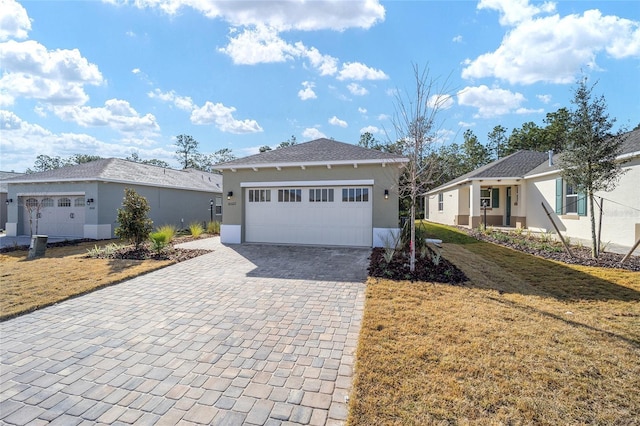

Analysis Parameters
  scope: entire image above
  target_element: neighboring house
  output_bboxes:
[1,171,24,231]
[425,128,640,248]
[4,158,223,239]
[214,138,408,247]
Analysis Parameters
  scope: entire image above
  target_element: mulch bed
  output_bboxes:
[98,245,211,262]
[468,229,640,272]
[369,247,468,284]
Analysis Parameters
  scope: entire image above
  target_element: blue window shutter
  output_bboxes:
[555,178,563,214]
[577,192,587,216]
[491,188,499,208]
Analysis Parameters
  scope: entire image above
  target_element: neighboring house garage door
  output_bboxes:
[21,196,85,237]
[245,186,373,247]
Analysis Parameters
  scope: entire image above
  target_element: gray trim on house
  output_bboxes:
[4,158,222,192]
[215,138,408,170]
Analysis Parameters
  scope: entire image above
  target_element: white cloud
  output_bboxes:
[537,94,552,104]
[51,99,160,133]
[1,110,172,171]
[337,62,388,81]
[457,85,526,118]
[148,89,194,110]
[477,0,556,26]
[452,35,463,43]
[358,107,367,114]
[302,127,326,139]
[191,101,263,134]
[360,125,381,134]
[111,0,385,31]
[458,121,476,128]
[0,0,31,41]
[463,7,640,85]
[427,94,454,110]
[515,107,544,114]
[298,81,317,100]
[328,116,347,128]
[0,39,103,106]
[347,83,368,96]
[377,113,390,121]
[132,68,141,74]
[302,45,338,76]
[219,25,301,65]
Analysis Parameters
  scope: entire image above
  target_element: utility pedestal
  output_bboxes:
[27,235,48,260]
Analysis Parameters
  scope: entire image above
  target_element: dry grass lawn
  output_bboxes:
[0,241,171,320]
[349,223,640,425]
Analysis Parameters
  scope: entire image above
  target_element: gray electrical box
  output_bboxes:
[27,235,48,260]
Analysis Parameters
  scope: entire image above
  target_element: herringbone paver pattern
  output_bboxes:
[0,238,368,425]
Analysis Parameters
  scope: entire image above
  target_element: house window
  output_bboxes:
[565,185,578,214]
[58,198,71,207]
[215,196,222,215]
[480,188,499,208]
[309,188,334,202]
[41,198,54,208]
[74,197,85,207]
[438,193,444,211]
[278,189,302,202]
[248,189,271,202]
[342,188,369,202]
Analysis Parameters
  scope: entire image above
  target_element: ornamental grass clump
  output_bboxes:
[156,224,177,242]
[189,222,204,238]
[207,220,221,234]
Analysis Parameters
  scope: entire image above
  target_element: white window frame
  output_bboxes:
[565,184,578,214]
[341,188,369,203]
[438,193,444,211]
[309,188,334,203]
[480,189,491,208]
[278,189,302,202]
[248,189,271,203]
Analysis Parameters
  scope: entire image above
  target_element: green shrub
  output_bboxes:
[86,243,122,258]
[149,231,169,255]
[400,221,430,253]
[189,222,204,238]
[115,188,153,249]
[206,221,221,234]
[156,224,176,242]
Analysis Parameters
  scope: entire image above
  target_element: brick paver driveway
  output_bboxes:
[0,238,369,425]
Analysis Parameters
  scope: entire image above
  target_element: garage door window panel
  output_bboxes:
[278,189,302,202]
[342,188,369,202]
[74,198,85,207]
[249,189,271,202]
[309,188,334,202]
[42,198,54,208]
[58,198,71,207]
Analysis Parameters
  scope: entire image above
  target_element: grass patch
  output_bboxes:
[0,240,173,321]
[350,222,640,425]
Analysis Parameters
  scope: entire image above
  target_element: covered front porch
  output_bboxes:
[454,180,526,229]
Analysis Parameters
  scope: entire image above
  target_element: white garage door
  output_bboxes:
[245,186,373,247]
[21,196,85,237]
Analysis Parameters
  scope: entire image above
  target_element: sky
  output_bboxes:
[1,0,639,172]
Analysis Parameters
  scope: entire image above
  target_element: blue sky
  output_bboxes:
[1,0,639,172]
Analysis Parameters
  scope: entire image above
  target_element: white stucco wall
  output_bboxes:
[526,156,640,248]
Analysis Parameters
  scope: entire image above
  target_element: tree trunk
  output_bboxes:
[410,197,416,272]
[589,192,598,258]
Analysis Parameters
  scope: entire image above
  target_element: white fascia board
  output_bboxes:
[215,158,408,171]
[424,178,471,195]
[9,178,222,193]
[524,169,560,180]
[17,191,85,196]
[241,179,375,188]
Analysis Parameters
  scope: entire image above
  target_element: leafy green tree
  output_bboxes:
[277,135,297,149]
[259,145,272,152]
[558,78,628,258]
[462,129,490,170]
[487,125,508,160]
[174,134,200,169]
[211,148,236,164]
[506,122,546,155]
[115,188,153,249]
[126,152,170,168]
[68,154,102,164]
[26,155,65,173]
[542,107,571,154]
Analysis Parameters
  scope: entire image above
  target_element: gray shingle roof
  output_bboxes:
[0,171,24,192]
[526,127,640,177]
[3,158,222,192]
[427,150,549,193]
[215,138,407,169]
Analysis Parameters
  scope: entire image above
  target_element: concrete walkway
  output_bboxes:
[0,238,370,425]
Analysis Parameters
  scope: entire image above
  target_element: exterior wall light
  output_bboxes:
[5,198,13,205]
[86,198,94,204]
[227,191,233,200]
[384,189,389,200]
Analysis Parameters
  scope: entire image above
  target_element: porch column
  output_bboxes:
[469,184,481,229]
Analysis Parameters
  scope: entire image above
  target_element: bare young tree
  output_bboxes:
[391,64,452,272]
[23,198,43,236]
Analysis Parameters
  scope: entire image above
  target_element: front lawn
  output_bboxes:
[349,223,640,424]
